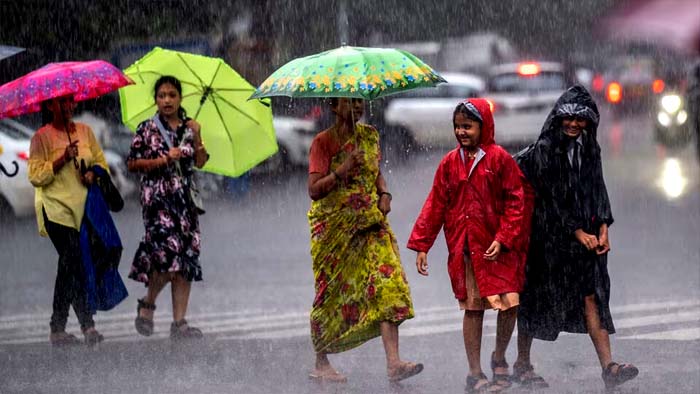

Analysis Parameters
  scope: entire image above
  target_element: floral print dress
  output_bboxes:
[308,123,414,354]
[128,116,202,285]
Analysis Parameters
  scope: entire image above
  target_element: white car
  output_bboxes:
[383,72,485,148]
[0,118,135,220]
[0,119,33,218]
[254,116,317,173]
[485,62,569,146]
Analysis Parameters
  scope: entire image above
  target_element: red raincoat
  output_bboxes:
[407,98,532,300]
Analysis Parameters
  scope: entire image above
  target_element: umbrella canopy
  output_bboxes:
[600,0,700,55]
[0,60,133,119]
[250,45,446,100]
[119,47,277,178]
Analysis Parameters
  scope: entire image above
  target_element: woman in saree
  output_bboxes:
[306,97,422,383]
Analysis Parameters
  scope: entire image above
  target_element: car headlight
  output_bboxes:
[677,110,688,125]
[657,112,671,127]
[660,94,682,114]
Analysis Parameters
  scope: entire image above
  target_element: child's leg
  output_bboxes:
[584,294,612,369]
[494,306,517,361]
[463,309,485,376]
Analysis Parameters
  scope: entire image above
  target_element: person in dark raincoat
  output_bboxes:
[513,86,638,390]
[408,99,530,392]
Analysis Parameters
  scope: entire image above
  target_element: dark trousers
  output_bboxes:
[43,209,94,333]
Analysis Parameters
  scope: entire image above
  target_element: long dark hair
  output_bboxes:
[154,75,187,120]
[40,101,53,125]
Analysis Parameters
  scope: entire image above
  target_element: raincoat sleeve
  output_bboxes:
[407,157,449,253]
[28,132,55,187]
[594,148,614,227]
[87,126,108,172]
[494,153,525,250]
[526,141,585,235]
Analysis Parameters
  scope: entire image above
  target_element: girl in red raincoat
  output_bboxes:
[407,99,531,393]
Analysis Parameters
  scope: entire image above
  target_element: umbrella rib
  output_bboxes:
[176,53,207,87]
[127,70,201,91]
[194,61,224,119]
[131,105,158,124]
[210,98,236,173]
[213,94,261,125]
[212,88,254,93]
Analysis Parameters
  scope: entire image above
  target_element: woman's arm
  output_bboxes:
[308,171,340,201]
[375,170,392,214]
[307,144,363,201]
[186,119,209,168]
[28,132,61,187]
[127,156,170,173]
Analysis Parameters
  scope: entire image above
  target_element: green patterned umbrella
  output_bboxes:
[250,46,446,100]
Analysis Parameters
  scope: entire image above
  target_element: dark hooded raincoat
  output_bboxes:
[515,86,616,341]
[407,98,530,300]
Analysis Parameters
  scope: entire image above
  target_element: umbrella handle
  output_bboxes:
[62,119,79,169]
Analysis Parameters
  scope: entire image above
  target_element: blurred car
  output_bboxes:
[0,119,33,218]
[383,72,485,149]
[485,61,569,147]
[600,56,659,112]
[0,118,135,220]
[253,116,317,174]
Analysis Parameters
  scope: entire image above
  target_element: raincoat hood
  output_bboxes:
[459,98,495,147]
[539,85,600,145]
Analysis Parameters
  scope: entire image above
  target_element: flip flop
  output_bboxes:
[602,362,639,389]
[388,361,424,382]
[309,370,348,383]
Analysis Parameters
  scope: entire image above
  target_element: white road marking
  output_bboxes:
[0,299,697,345]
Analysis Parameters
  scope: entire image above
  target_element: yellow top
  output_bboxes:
[28,122,108,236]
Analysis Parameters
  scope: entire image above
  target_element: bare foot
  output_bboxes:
[309,364,347,383]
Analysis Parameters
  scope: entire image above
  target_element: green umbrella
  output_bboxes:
[119,47,277,178]
[250,45,446,100]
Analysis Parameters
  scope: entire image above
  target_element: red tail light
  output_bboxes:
[485,99,496,113]
[652,79,665,94]
[606,82,622,104]
[17,151,29,161]
[592,74,605,92]
[517,63,540,76]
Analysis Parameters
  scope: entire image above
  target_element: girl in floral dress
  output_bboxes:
[306,97,422,383]
[127,76,209,340]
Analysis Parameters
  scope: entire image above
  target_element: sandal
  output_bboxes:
[512,361,549,389]
[49,332,82,347]
[170,319,203,341]
[465,373,491,393]
[388,361,424,382]
[82,327,104,347]
[602,362,638,389]
[134,298,155,337]
[490,352,512,390]
[309,369,348,383]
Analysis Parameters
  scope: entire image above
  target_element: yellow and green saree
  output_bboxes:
[308,124,414,354]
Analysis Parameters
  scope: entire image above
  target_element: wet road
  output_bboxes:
[0,109,698,393]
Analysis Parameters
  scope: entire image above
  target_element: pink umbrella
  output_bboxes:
[601,0,700,55]
[0,60,133,119]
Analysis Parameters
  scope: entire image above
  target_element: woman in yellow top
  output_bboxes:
[28,95,108,346]
[306,97,422,383]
